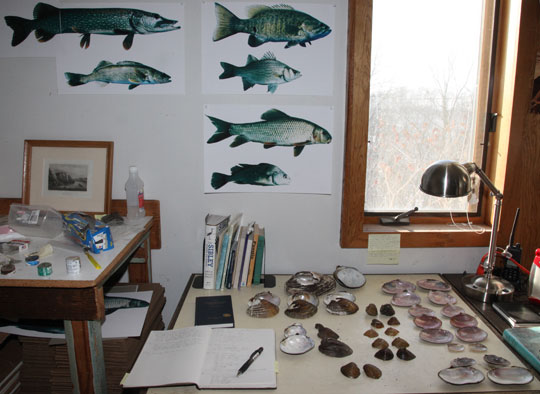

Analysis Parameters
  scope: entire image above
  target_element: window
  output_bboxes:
[366,0,492,214]
[340,0,506,248]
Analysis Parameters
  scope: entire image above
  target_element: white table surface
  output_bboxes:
[148,273,540,394]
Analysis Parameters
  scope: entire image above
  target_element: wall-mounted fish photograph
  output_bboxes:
[204,104,334,194]
[201,1,335,95]
[0,291,152,339]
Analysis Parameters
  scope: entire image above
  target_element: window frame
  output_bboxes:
[340,0,508,248]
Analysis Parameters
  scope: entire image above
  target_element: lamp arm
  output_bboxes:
[464,163,503,199]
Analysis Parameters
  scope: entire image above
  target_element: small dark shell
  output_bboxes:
[318,338,353,358]
[340,362,361,379]
[374,347,394,361]
[363,364,382,379]
[284,299,318,319]
[371,318,384,329]
[385,327,399,336]
[387,316,400,326]
[392,337,410,348]
[380,303,395,316]
[397,348,416,361]
[365,303,378,316]
[364,329,379,338]
[315,323,339,340]
[372,338,389,349]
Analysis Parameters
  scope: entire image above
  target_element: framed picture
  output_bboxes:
[22,140,114,214]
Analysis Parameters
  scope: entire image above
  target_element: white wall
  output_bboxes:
[0,0,486,326]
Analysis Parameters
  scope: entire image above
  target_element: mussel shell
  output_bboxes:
[484,354,511,367]
[387,316,400,326]
[371,318,384,329]
[287,291,319,307]
[364,329,378,338]
[323,291,356,305]
[413,314,442,329]
[326,298,359,315]
[391,337,409,348]
[438,367,484,385]
[450,313,478,328]
[279,334,315,355]
[283,323,307,337]
[340,362,361,379]
[408,304,436,317]
[381,279,416,294]
[374,347,394,361]
[419,328,454,344]
[470,343,488,353]
[318,338,353,357]
[248,291,280,307]
[363,364,382,379]
[372,338,389,349]
[450,357,476,368]
[385,327,399,336]
[284,299,318,319]
[456,326,488,343]
[246,298,279,318]
[448,342,465,352]
[396,348,416,361]
[416,278,451,291]
[487,367,533,385]
[391,290,421,307]
[285,272,336,296]
[365,303,378,316]
[379,303,395,316]
[315,323,339,340]
[428,290,457,305]
[441,304,465,318]
[333,265,366,289]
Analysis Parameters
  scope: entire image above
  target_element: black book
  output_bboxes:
[195,295,234,328]
[493,302,540,327]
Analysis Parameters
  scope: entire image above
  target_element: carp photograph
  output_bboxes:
[202,1,335,95]
[1,0,185,94]
[204,104,334,194]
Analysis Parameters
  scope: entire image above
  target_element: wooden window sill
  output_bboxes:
[342,224,491,248]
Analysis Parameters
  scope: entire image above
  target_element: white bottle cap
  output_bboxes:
[129,166,138,173]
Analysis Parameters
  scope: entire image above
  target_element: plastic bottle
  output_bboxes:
[125,166,145,222]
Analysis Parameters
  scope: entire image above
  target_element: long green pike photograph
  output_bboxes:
[206,108,332,157]
[4,2,181,50]
[213,2,331,48]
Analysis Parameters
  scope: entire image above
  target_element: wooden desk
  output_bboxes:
[0,217,154,394]
[150,274,540,394]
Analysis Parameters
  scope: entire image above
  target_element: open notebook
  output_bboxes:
[122,326,276,389]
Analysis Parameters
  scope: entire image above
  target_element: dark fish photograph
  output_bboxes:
[65,60,172,90]
[202,2,335,96]
[219,52,301,93]
[204,104,334,194]
[4,2,180,50]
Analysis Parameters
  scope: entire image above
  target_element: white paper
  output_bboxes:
[367,234,400,265]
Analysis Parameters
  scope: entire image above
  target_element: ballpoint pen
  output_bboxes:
[236,347,263,377]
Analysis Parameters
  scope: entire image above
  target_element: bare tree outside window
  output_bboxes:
[365,0,487,213]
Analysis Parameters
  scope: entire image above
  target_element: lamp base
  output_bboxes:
[462,274,514,303]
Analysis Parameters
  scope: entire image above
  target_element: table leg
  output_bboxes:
[64,320,107,394]
[127,235,153,283]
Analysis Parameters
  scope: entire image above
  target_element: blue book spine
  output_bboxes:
[215,233,230,290]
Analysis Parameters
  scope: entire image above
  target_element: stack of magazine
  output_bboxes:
[203,214,266,290]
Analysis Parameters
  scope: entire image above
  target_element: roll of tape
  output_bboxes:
[65,256,81,274]
[37,262,53,276]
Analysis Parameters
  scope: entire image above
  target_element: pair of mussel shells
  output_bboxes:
[285,271,336,296]
[340,363,383,380]
[285,291,318,319]
[246,291,280,318]
[279,323,315,355]
[324,291,358,315]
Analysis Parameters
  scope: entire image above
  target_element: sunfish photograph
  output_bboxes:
[48,163,88,192]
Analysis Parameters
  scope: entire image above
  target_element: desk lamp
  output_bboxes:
[420,160,514,303]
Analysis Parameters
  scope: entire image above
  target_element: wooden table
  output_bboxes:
[0,217,153,394]
[149,273,540,394]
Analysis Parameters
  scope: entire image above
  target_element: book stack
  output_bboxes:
[0,335,22,394]
[203,214,266,290]
[18,283,165,394]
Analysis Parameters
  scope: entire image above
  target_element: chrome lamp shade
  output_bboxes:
[419,160,514,303]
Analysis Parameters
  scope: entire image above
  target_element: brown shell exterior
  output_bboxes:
[397,348,416,361]
[363,364,382,379]
[318,338,353,358]
[374,347,394,361]
[387,316,400,326]
[340,362,361,379]
[380,303,395,316]
[364,329,379,338]
[365,303,378,316]
[315,323,339,340]
[372,338,389,349]
[246,299,279,318]
[284,299,317,319]
[392,337,410,348]
[385,327,399,336]
[285,272,336,296]
[371,319,384,329]
[326,298,359,315]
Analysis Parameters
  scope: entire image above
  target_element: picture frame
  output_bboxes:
[22,140,114,214]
